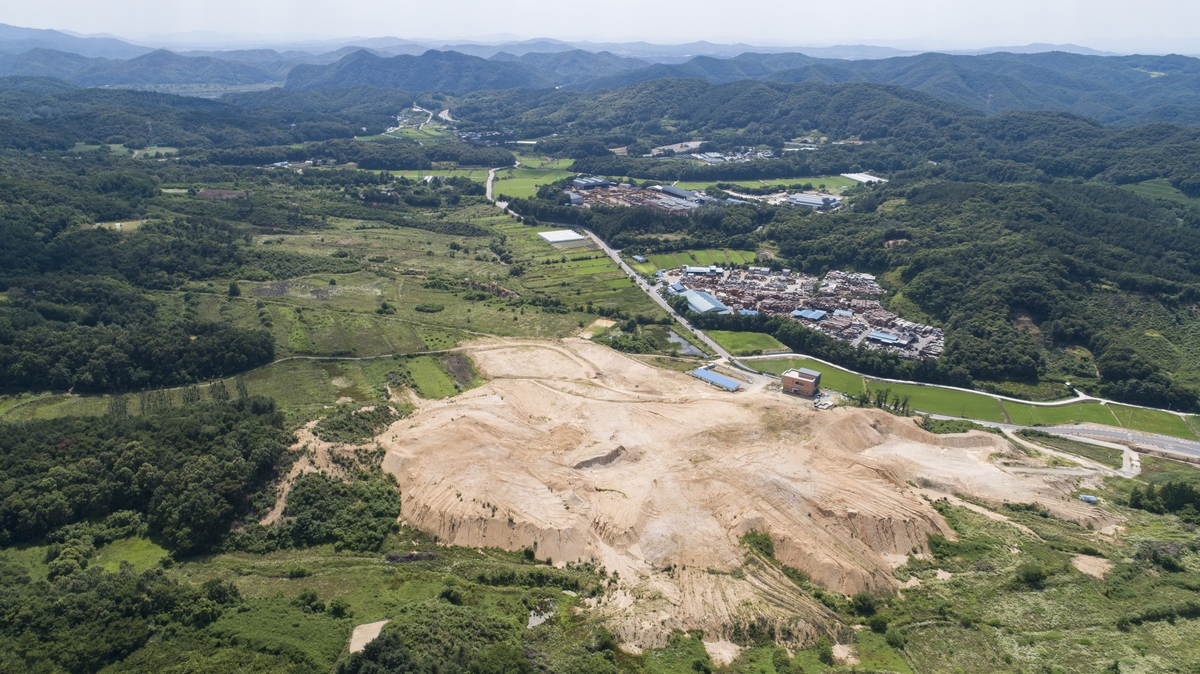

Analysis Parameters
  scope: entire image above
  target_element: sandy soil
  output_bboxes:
[833,643,860,665]
[704,640,743,666]
[349,620,390,653]
[374,339,1113,649]
[1071,554,1115,579]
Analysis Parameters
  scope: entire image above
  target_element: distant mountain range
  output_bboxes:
[3,22,1200,126]
[280,48,1200,126]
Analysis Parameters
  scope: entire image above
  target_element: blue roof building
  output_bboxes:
[737,309,759,316]
[794,309,826,321]
[680,289,729,314]
[691,368,742,391]
[868,330,900,344]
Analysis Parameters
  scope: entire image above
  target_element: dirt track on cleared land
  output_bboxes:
[375,339,1114,649]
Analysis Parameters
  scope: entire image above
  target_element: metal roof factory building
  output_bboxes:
[538,229,586,244]
[788,193,842,210]
[680,289,730,314]
[691,368,742,392]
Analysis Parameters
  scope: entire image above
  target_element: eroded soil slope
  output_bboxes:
[376,340,1109,648]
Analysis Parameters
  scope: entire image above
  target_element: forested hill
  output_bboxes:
[571,51,1200,127]
[275,47,1200,127]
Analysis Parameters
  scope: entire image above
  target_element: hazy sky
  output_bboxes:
[5,0,1200,52]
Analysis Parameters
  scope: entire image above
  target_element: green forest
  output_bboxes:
[4,74,1200,672]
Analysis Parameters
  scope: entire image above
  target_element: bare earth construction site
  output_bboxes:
[376,340,1111,652]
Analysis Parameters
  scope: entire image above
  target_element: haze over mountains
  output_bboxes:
[3,21,1200,126]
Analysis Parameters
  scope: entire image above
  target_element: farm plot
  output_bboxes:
[1109,404,1199,440]
[866,380,1007,422]
[707,330,788,356]
[1000,400,1120,427]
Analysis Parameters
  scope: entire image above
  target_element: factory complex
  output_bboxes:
[564,177,839,214]
[661,265,945,360]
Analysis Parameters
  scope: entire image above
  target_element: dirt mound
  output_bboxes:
[375,339,1108,649]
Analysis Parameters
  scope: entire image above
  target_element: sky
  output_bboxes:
[4,0,1200,53]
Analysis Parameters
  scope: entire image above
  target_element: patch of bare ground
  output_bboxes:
[833,643,859,665]
[1072,554,1115,579]
[374,339,1116,650]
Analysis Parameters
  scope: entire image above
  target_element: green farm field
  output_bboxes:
[493,167,576,199]
[867,380,1008,422]
[1000,400,1120,427]
[707,330,788,356]
[515,154,574,170]
[1110,404,1200,440]
[639,249,756,273]
[674,175,859,194]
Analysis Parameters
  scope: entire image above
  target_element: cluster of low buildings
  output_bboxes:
[659,266,944,360]
[680,149,775,164]
[565,180,750,214]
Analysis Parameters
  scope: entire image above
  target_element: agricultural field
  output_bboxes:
[1120,178,1200,206]
[515,154,574,170]
[866,380,1008,422]
[1109,404,1200,440]
[493,167,577,200]
[633,249,757,274]
[674,175,859,194]
[1000,400,1120,427]
[707,330,788,356]
[391,168,490,181]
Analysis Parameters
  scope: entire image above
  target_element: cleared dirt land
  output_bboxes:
[376,340,1111,649]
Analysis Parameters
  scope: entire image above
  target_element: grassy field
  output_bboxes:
[634,249,757,274]
[674,175,859,194]
[514,155,574,170]
[1000,400,1120,427]
[867,380,1008,422]
[405,355,461,398]
[493,168,576,200]
[1121,178,1200,206]
[93,538,169,572]
[707,330,788,356]
[1109,404,1199,440]
[1017,430,1125,469]
[750,357,866,394]
[391,168,490,182]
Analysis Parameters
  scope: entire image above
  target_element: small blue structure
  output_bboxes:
[868,330,900,344]
[668,282,685,295]
[691,368,742,391]
[1081,495,1099,504]
[794,309,826,321]
[834,309,854,318]
[737,309,759,316]
[632,254,648,263]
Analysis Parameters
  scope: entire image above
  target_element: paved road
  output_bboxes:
[929,413,1200,462]
[578,229,738,362]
